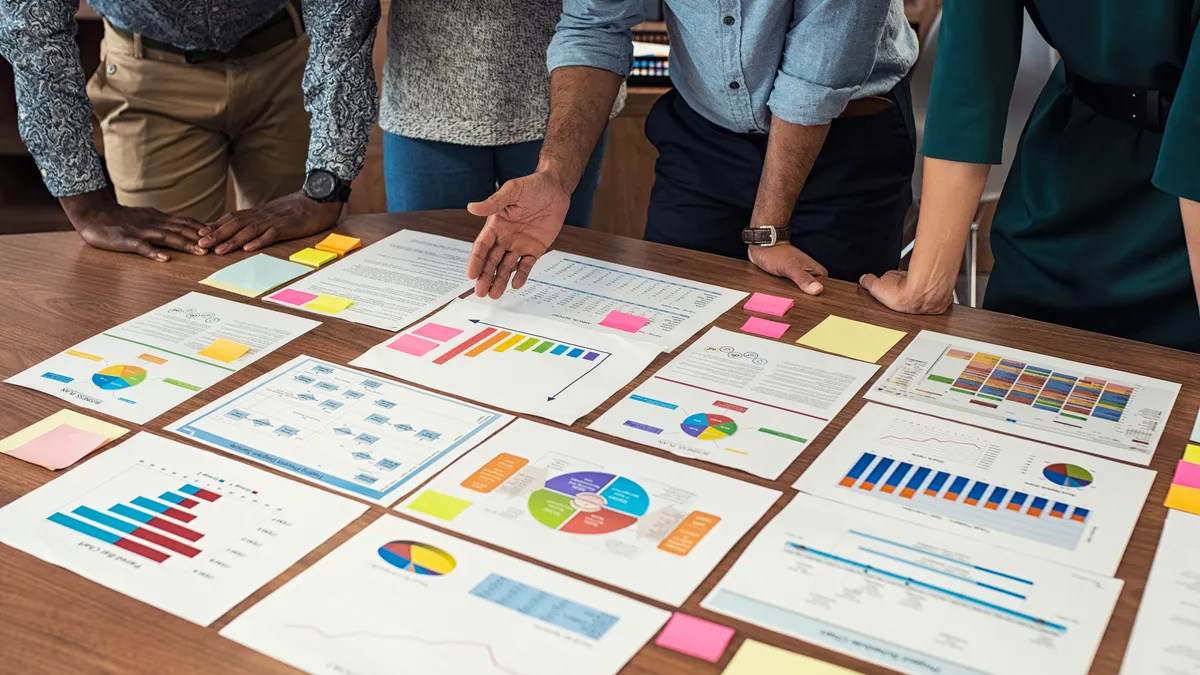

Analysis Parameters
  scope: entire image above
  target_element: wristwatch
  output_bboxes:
[302,169,352,203]
[741,225,789,247]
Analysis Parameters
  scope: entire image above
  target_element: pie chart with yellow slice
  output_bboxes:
[681,413,738,440]
[377,540,456,576]
[92,364,147,390]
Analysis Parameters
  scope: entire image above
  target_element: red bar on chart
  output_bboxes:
[433,327,497,365]
[146,516,204,542]
[131,527,201,557]
[114,537,170,563]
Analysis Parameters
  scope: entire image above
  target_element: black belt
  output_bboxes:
[111,1,303,64]
[1065,68,1173,133]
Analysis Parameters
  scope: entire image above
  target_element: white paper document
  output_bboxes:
[222,515,670,675]
[397,419,781,606]
[589,327,877,479]
[494,250,747,351]
[351,297,662,425]
[1120,510,1200,675]
[865,330,1180,464]
[793,404,1154,576]
[168,356,513,506]
[4,293,319,424]
[703,495,1122,675]
[265,230,475,331]
[0,433,366,625]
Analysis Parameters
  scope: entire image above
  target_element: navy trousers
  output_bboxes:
[644,82,916,281]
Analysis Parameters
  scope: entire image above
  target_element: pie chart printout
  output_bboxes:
[376,541,457,576]
[92,365,147,391]
[529,472,651,535]
[680,413,738,441]
[1042,463,1094,488]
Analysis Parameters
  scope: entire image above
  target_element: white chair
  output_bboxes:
[905,10,1058,307]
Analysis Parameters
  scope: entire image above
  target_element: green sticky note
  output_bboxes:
[407,490,472,521]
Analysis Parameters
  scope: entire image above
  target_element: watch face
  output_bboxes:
[305,171,336,199]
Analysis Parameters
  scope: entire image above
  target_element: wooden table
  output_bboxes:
[1,211,1193,675]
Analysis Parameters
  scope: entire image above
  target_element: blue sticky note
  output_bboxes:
[200,254,312,298]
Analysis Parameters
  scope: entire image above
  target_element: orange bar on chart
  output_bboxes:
[466,330,511,357]
[658,511,721,556]
[461,453,529,493]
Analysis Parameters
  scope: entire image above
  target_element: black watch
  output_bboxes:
[302,169,352,203]
[741,225,789,247]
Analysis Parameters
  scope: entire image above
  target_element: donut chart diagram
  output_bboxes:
[528,471,650,535]
[377,540,456,575]
[680,413,738,441]
[92,365,147,390]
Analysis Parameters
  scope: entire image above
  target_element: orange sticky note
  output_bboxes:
[315,233,362,256]
[198,338,250,363]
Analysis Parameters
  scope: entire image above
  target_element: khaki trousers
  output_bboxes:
[87,23,311,222]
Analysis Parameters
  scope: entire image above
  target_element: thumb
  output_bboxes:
[467,181,518,217]
[785,264,823,296]
[859,273,880,294]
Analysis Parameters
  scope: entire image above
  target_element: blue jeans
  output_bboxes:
[383,131,609,228]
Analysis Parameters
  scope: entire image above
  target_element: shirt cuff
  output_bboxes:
[767,71,859,126]
[547,34,633,79]
[35,152,109,198]
[306,144,368,183]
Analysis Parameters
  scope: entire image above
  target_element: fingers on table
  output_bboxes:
[137,227,202,256]
[467,227,499,280]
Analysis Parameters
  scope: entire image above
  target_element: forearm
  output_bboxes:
[751,116,830,227]
[1182,198,1200,307]
[59,186,120,228]
[538,66,622,192]
[906,157,990,298]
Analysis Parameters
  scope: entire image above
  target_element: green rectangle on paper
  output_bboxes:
[758,428,807,444]
[532,341,555,353]
[950,388,975,396]
[514,337,540,352]
[1060,412,1088,421]
[163,378,202,391]
[975,393,1003,402]
[407,490,472,521]
[927,375,955,384]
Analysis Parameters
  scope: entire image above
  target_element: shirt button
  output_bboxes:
[107,64,117,75]
[729,81,740,90]
[723,15,735,25]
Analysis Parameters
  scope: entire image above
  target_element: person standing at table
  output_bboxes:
[861,2,1200,352]
[380,0,622,228]
[0,0,378,261]
[465,0,919,299]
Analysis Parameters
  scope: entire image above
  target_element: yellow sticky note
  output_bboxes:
[1185,444,1200,464]
[797,315,907,363]
[0,409,128,455]
[1165,483,1200,515]
[303,294,354,315]
[723,640,863,675]
[289,247,338,268]
[314,233,362,256]
[198,338,250,363]
[407,490,472,521]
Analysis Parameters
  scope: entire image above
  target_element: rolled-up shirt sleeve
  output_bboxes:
[546,0,643,78]
[300,0,380,182]
[1153,17,1200,202]
[0,0,108,197]
[767,0,895,126]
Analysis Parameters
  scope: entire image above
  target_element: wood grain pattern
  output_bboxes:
[1,210,1195,675]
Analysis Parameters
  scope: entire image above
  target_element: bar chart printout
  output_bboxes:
[703,495,1122,675]
[222,515,671,675]
[0,433,367,625]
[795,404,1155,577]
[865,331,1180,465]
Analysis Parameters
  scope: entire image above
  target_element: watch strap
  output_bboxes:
[741,225,789,246]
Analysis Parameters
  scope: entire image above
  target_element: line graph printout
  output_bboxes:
[351,297,661,425]
[222,515,670,675]
[793,404,1155,577]
[703,495,1121,675]
[866,331,1180,464]
[397,420,781,606]
[0,433,366,625]
[168,356,512,505]
[494,250,747,352]
[4,293,319,424]
[590,327,877,479]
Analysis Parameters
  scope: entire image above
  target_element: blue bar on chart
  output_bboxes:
[567,348,585,358]
[924,471,950,496]
[901,467,931,498]
[1006,491,1028,512]
[860,458,894,491]
[945,476,969,501]
[1071,507,1089,523]
[1028,497,1048,517]
[1049,502,1068,519]
[964,482,989,506]
[984,487,1008,510]
[881,462,912,494]
[840,453,877,487]
[550,345,569,356]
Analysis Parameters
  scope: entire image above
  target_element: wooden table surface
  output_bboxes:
[1,211,1194,675]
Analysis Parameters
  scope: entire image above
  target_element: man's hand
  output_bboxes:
[748,244,828,296]
[198,192,342,254]
[859,270,953,314]
[61,189,206,262]
[466,172,571,299]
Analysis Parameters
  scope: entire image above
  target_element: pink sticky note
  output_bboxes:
[1173,460,1200,490]
[270,288,319,306]
[744,292,794,317]
[741,316,789,339]
[388,334,441,357]
[599,310,651,333]
[413,323,464,342]
[655,613,736,663]
[7,424,110,470]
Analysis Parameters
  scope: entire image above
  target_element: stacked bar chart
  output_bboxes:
[839,452,1088,550]
[48,482,218,563]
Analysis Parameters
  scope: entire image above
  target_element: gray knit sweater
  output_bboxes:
[379,0,625,146]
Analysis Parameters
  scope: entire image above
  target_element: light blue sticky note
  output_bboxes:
[200,254,313,298]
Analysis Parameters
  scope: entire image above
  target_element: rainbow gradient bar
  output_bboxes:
[880,462,912,494]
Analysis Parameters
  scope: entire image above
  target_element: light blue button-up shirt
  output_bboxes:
[548,0,919,133]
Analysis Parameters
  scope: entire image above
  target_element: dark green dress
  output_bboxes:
[924,1,1200,351]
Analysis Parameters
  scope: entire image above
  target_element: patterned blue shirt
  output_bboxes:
[548,0,918,132]
[0,0,379,197]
